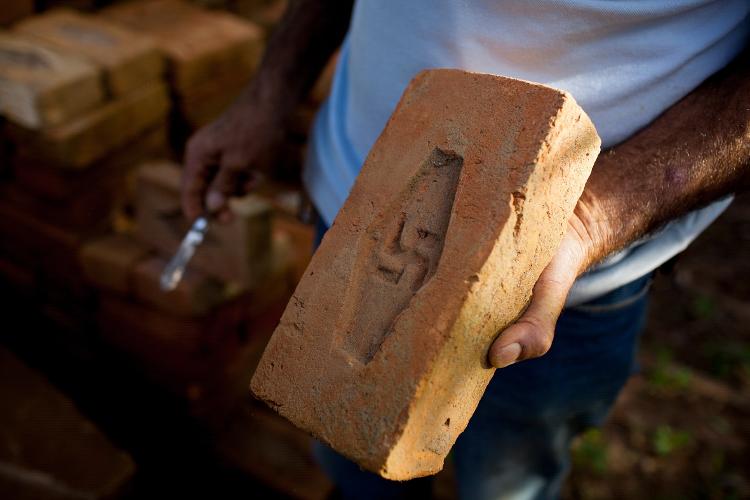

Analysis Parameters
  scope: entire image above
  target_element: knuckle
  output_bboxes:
[217,164,240,181]
[532,331,554,357]
[222,151,250,171]
[518,319,554,358]
[186,131,216,156]
[185,136,203,154]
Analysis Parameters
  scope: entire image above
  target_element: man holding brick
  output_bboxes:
[182,1,750,498]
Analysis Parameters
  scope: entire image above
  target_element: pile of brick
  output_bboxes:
[0,8,171,304]
[229,0,288,34]
[0,1,328,497]
[102,0,265,140]
[0,346,136,498]
[80,161,311,397]
[0,0,316,399]
[3,12,169,196]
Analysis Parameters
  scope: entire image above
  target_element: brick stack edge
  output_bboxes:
[0,347,135,498]
[252,69,601,480]
[0,1,312,398]
[102,0,265,137]
[0,1,326,497]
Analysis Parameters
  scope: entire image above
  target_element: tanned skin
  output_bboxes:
[489,48,750,367]
[180,1,750,369]
[181,0,354,222]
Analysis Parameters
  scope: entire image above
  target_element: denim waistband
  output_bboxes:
[568,273,653,313]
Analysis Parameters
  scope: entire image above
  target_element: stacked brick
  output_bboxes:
[0,346,136,498]
[229,0,288,34]
[0,10,171,310]
[81,160,314,415]
[0,0,328,497]
[81,160,274,316]
[102,0,265,140]
[0,1,315,404]
[1,9,170,230]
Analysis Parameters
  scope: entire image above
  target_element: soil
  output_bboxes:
[563,192,750,499]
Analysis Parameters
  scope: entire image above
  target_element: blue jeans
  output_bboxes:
[312,221,651,500]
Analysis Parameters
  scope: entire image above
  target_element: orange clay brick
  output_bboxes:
[131,255,226,317]
[12,121,170,200]
[15,9,164,97]
[79,233,151,294]
[251,69,601,480]
[0,347,134,499]
[102,0,263,94]
[0,32,103,129]
[6,81,169,168]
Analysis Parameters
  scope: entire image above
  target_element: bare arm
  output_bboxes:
[181,0,354,221]
[490,48,750,368]
[578,49,750,266]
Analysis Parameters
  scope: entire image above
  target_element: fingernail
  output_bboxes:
[206,191,224,212]
[493,342,521,368]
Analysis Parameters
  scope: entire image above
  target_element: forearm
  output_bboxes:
[577,48,750,268]
[239,0,353,119]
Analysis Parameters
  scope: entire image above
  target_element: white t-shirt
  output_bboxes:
[303,0,750,305]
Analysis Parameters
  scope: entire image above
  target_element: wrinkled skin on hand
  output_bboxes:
[488,204,597,368]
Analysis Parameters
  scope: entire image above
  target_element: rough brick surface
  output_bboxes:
[2,182,114,233]
[132,255,227,317]
[0,32,104,129]
[13,122,170,200]
[95,242,292,396]
[251,70,601,479]
[80,234,151,293]
[102,0,263,93]
[135,161,272,288]
[0,347,135,499]
[177,70,252,128]
[7,81,169,168]
[0,191,84,277]
[15,9,165,97]
[231,0,287,33]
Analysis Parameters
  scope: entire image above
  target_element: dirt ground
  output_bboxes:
[563,193,750,499]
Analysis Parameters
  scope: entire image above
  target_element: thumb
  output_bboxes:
[488,244,580,368]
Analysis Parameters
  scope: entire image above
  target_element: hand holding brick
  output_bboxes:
[251,69,601,479]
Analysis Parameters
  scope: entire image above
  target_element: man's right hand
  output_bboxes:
[181,97,283,222]
[180,0,353,221]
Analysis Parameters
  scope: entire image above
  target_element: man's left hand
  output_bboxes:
[487,46,749,369]
[488,201,603,368]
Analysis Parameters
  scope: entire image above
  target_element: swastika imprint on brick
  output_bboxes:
[336,148,464,363]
